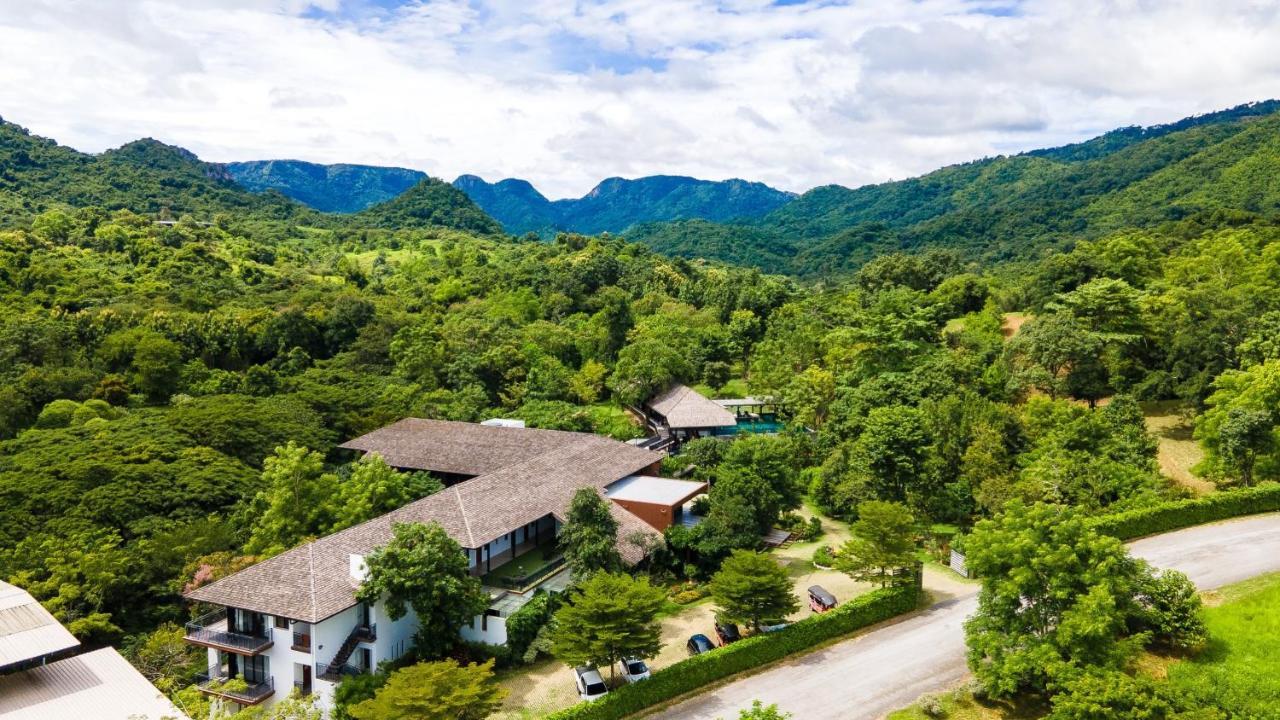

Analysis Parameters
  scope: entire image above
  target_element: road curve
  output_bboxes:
[647,513,1280,720]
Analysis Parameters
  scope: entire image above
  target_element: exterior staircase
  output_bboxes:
[316,623,375,682]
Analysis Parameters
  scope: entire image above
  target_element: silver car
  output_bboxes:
[574,666,608,701]
[620,657,650,683]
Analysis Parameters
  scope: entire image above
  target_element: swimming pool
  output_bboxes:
[713,414,786,436]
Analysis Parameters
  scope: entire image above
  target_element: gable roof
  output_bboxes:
[188,424,663,622]
[0,581,79,670]
[337,418,585,475]
[645,384,737,429]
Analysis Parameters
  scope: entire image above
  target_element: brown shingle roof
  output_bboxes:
[188,424,663,622]
[646,384,737,429]
[337,418,585,475]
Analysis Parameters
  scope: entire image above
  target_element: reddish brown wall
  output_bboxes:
[610,499,676,531]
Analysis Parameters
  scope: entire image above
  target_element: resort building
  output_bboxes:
[641,384,787,447]
[184,419,704,714]
[0,580,185,720]
[642,384,738,443]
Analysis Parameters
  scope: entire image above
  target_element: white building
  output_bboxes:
[184,419,704,714]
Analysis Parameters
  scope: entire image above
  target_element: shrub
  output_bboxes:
[505,591,560,663]
[35,399,80,429]
[691,495,712,516]
[1090,484,1280,540]
[544,585,919,720]
[812,546,834,568]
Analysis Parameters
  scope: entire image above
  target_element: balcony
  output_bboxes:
[316,661,364,682]
[184,608,273,655]
[291,631,311,653]
[196,673,275,705]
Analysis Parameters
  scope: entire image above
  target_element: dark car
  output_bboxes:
[808,585,837,613]
[686,633,715,656]
[714,621,741,646]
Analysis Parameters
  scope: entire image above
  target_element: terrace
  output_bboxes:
[184,608,273,655]
[196,673,275,705]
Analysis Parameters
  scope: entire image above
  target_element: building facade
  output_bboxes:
[185,419,704,714]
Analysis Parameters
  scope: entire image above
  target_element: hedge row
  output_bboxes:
[545,584,920,720]
[1091,483,1280,540]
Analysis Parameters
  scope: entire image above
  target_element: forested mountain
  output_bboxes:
[628,100,1280,276]
[226,160,426,213]
[0,119,308,225]
[453,174,796,235]
[0,119,502,236]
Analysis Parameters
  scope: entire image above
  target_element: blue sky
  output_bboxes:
[1,0,1277,198]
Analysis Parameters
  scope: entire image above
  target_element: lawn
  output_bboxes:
[1163,571,1280,715]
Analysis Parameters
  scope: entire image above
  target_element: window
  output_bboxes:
[274,616,290,629]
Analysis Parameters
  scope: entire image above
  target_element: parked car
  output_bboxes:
[574,666,608,701]
[686,633,715,656]
[808,585,837,613]
[714,621,741,646]
[759,621,791,634]
[620,657,650,683]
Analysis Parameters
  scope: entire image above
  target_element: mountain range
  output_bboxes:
[224,160,796,236]
[4,100,1280,278]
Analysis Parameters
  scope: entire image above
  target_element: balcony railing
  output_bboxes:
[293,680,312,696]
[184,608,273,654]
[196,673,275,705]
[316,661,363,681]
[355,623,376,642]
[291,631,311,652]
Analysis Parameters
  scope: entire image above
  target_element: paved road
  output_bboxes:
[648,513,1280,720]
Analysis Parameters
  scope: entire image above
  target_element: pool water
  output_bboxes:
[714,414,786,436]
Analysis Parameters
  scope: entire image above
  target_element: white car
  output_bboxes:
[574,666,608,701]
[620,657,650,683]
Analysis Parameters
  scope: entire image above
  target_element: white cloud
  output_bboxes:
[0,0,1277,198]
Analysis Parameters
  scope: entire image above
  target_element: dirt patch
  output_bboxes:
[1001,312,1031,339]
[1143,401,1214,496]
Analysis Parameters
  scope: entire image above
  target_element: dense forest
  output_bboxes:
[3,105,1280,716]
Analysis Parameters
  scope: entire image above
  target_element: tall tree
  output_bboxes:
[330,455,443,532]
[835,501,918,588]
[550,572,665,685]
[245,442,339,556]
[710,550,799,631]
[559,488,622,577]
[347,659,506,720]
[356,522,489,659]
[962,503,1204,699]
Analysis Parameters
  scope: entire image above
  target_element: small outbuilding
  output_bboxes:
[643,384,737,442]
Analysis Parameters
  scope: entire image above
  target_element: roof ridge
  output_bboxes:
[453,486,475,547]
[307,544,318,620]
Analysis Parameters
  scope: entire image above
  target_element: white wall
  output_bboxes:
[459,612,508,645]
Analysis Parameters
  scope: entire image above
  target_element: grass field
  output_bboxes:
[1141,400,1213,495]
[889,572,1280,719]
[1163,572,1280,716]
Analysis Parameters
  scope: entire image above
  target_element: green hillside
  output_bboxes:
[226,159,426,213]
[0,119,502,236]
[628,100,1280,275]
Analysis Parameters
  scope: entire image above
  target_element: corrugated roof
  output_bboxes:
[646,385,737,429]
[188,424,664,622]
[0,581,79,669]
[0,647,187,720]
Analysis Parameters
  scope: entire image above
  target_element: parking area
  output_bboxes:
[491,506,964,719]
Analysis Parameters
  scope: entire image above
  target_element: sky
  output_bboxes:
[1,1,1279,199]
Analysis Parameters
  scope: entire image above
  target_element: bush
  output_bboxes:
[669,582,709,605]
[691,495,712,516]
[1090,484,1280,540]
[545,585,919,720]
[35,399,81,429]
[505,591,559,662]
[812,546,834,568]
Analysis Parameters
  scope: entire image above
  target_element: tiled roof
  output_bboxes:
[337,418,585,475]
[646,384,737,429]
[187,424,663,622]
[0,581,79,669]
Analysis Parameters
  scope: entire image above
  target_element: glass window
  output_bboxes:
[274,615,290,629]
